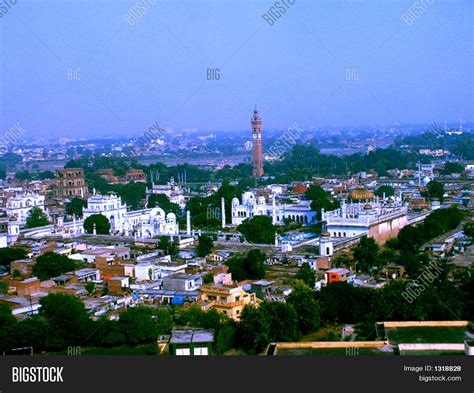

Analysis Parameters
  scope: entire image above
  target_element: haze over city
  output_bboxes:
[1,0,472,139]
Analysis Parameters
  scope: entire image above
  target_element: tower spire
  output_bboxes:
[251,107,264,178]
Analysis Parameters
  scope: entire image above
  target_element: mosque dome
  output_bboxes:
[348,185,374,201]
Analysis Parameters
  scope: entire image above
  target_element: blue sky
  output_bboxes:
[0,0,472,138]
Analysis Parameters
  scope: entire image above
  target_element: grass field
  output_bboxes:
[52,345,157,355]
[386,326,468,345]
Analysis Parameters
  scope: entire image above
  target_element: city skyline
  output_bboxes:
[0,0,472,139]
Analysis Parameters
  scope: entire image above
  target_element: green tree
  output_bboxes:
[0,280,9,294]
[295,262,316,288]
[66,198,87,217]
[116,182,146,210]
[0,303,17,352]
[305,184,339,220]
[216,324,236,355]
[425,180,445,201]
[260,301,300,342]
[32,252,77,281]
[196,235,214,257]
[0,247,28,265]
[237,216,276,244]
[83,214,111,234]
[147,193,180,215]
[287,281,320,334]
[15,169,31,180]
[352,236,380,272]
[225,249,266,281]
[39,293,92,346]
[158,236,179,257]
[463,222,474,238]
[119,306,159,345]
[25,207,49,228]
[38,170,55,180]
[374,185,395,198]
[443,162,464,175]
[237,305,270,354]
[85,282,95,295]
[203,272,214,284]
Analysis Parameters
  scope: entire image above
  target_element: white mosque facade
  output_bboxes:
[231,191,316,226]
[6,191,46,226]
[82,191,179,237]
[322,198,408,244]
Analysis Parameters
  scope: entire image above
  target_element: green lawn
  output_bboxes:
[52,345,157,355]
[386,327,468,345]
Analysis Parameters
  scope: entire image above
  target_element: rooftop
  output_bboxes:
[170,328,215,344]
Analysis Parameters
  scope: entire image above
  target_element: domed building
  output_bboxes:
[348,185,374,201]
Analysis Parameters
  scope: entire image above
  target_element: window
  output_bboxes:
[176,348,191,356]
[194,347,208,356]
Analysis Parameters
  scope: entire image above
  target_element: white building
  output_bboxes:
[231,191,316,226]
[323,199,408,244]
[146,177,185,208]
[6,191,46,226]
[82,191,179,237]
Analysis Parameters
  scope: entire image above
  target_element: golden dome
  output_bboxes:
[321,231,331,237]
[363,203,372,210]
[348,185,374,201]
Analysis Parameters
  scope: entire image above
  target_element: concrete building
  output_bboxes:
[199,273,258,320]
[54,168,87,199]
[169,328,214,356]
[162,273,202,292]
[231,191,316,226]
[323,199,408,244]
[82,191,179,236]
[6,191,45,226]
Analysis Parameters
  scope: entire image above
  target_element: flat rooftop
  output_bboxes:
[170,328,214,344]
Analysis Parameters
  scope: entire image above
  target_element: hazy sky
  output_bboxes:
[0,0,472,139]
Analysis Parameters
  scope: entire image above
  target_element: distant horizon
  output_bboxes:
[18,119,474,143]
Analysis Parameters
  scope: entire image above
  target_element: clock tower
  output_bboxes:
[251,107,264,178]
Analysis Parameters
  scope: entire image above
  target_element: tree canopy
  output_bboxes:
[32,252,78,281]
[225,249,266,281]
[25,207,49,228]
[66,198,87,217]
[295,262,316,288]
[83,214,111,235]
[0,247,28,265]
[196,235,214,257]
[374,185,395,198]
[237,216,276,244]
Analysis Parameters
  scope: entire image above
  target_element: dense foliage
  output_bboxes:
[83,214,111,235]
[196,235,214,257]
[25,207,49,228]
[32,252,79,281]
[0,247,28,265]
[237,216,276,244]
[225,249,266,281]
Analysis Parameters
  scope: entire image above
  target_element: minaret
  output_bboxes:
[221,197,226,228]
[251,106,264,178]
[186,210,191,235]
[272,194,277,225]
